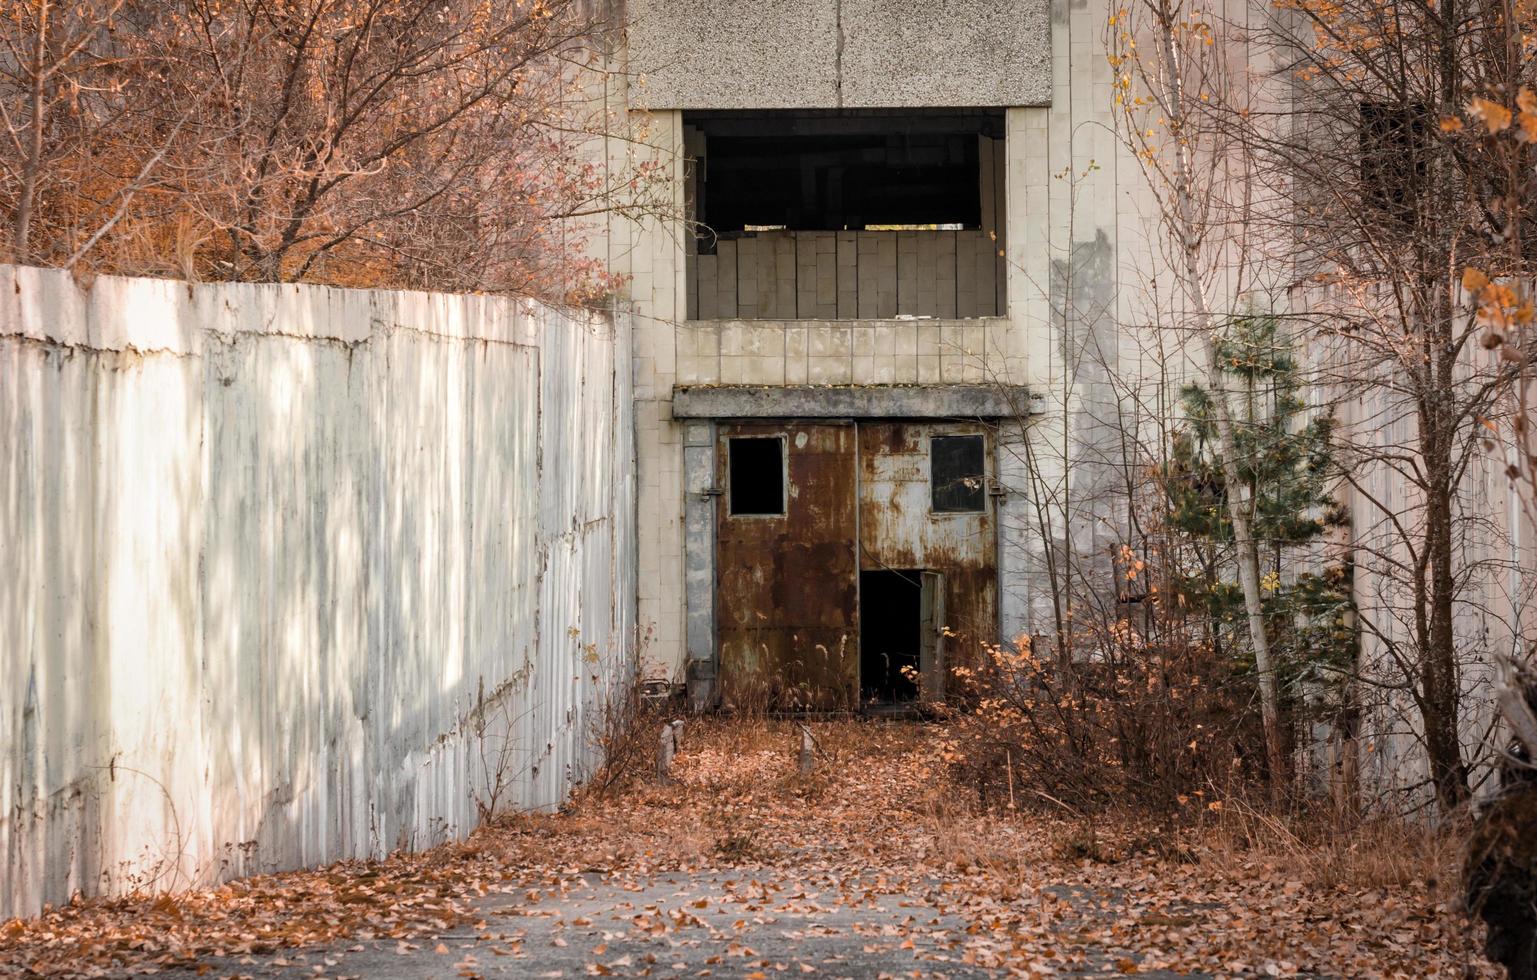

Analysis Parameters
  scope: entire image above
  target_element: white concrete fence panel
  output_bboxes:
[0,267,637,919]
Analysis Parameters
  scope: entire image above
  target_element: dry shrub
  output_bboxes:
[582,670,679,798]
[1194,802,1465,895]
[943,623,1264,814]
[582,693,835,801]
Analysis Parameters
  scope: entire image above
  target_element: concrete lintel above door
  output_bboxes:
[672,384,1036,420]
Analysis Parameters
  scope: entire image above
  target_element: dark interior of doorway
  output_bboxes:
[860,569,922,703]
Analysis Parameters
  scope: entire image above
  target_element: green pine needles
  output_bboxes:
[1164,314,1356,716]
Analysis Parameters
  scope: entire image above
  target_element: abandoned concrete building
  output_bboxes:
[600,0,1527,775]
[1,0,1240,919]
[603,0,1083,710]
[10,0,1537,923]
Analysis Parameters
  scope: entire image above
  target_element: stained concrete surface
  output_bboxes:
[160,871,1205,979]
[627,0,1052,109]
[670,384,1035,420]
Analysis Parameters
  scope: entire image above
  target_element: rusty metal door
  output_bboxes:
[858,422,997,689]
[919,571,945,700]
[715,422,859,709]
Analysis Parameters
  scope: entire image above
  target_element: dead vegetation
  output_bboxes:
[0,717,1495,978]
[0,0,671,300]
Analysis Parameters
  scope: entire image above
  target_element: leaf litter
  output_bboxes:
[0,719,1497,978]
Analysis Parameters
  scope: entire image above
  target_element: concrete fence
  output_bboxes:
[0,267,637,919]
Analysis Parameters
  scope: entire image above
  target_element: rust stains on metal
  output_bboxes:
[858,422,998,680]
[712,419,998,709]
[716,422,859,710]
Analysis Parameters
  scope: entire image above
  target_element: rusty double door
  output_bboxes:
[713,420,998,710]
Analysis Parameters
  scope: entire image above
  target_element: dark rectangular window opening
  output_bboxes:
[931,435,985,513]
[860,569,922,704]
[684,109,1006,320]
[686,109,1003,236]
[728,436,785,516]
[1360,102,1429,226]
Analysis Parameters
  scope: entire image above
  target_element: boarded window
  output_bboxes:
[729,437,785,515]
[684,110,1007,321]
[931,435,985,513]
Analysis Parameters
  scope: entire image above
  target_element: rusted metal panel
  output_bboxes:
[858,422,998,681]
[716,422,859,709]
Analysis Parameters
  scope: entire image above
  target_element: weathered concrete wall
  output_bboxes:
[627,0,1052,109]
[1333,348,1532,806]
[690,230,1005,321]
[594,0,1280,678]
[0,267,636,920]
[676,318,1007,387]
[608,0,1143,673]
[671,384,1031,420]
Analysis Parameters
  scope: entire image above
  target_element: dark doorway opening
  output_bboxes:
[860,569,922,703]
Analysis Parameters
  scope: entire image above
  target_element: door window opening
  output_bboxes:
[931,434,985,513]
[860,569,922,703]
[728,436,785,516]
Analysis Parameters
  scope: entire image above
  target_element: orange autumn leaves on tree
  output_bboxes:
[1465,266,1534,343]
[0,0,663,303]
[1460,87,1537,352]
[1458,76,1537,532]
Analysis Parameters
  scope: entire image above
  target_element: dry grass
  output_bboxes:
[1192,800,1466,895]
[570,717,1462,895]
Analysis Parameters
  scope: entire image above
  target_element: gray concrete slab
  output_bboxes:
[627,0,1051,110]
[157,869,1207,979]
[671,383,1036,420]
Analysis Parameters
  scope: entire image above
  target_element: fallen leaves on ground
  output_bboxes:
[0,719,1499,978]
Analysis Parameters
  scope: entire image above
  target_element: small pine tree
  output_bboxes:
[1164,314,1355,729]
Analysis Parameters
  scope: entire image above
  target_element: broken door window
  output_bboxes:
[728,436,785,516]
[930,435,985,513]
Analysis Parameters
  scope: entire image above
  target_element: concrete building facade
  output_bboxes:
[597,1,1529,801]
[597,0,1143,708]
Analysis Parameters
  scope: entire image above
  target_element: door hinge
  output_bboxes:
[698,486,724,498]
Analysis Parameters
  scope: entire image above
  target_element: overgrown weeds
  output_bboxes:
[1193,803,1464,894]
[583,664,681,798]
[584,691,1446,899]
[941,627,1265,814]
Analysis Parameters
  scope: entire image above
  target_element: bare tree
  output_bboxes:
[0,0,674,300]
[1109,0,1293,789]
[0,0,188,267]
